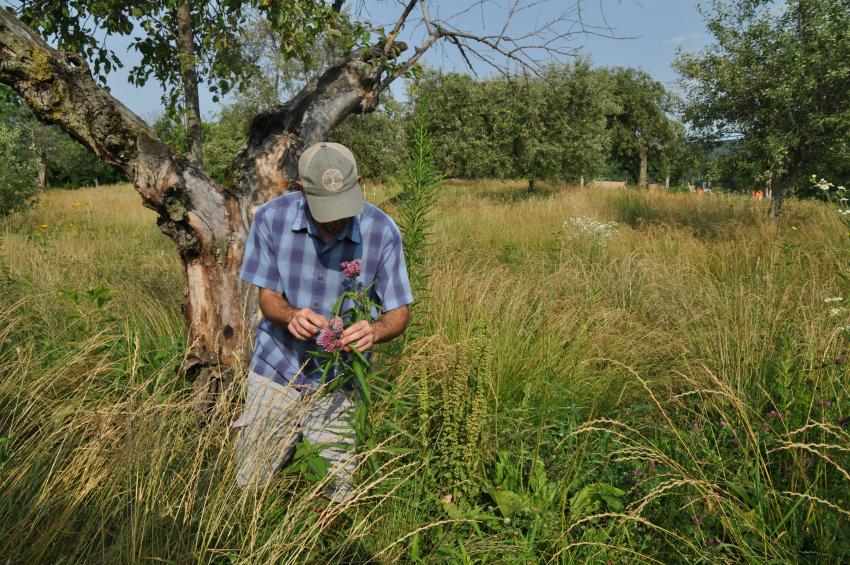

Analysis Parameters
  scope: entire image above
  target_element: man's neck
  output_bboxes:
[314,217,349,244]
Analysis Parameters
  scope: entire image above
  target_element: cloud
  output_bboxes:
[663,32,702,46]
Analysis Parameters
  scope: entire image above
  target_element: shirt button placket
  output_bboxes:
[312,273,325,311]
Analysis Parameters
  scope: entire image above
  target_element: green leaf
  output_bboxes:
[490,489,530,518]
[570,483,625,518]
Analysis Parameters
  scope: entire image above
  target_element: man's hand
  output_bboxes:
[339,320,376,352]
[288,308,329,341]
[339,306,411,352]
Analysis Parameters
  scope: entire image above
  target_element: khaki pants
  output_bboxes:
[233,371,356,502]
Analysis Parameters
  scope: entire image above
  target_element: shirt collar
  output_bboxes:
[291,195,361,244]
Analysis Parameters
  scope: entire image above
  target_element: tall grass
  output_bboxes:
[1,183,848,562]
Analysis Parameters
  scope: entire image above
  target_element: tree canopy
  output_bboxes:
[675,0,850,215]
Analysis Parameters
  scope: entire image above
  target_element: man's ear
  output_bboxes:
[357,175,363,184]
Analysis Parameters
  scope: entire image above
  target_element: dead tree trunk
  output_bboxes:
[638,149,648,189]
[0,10,404,399]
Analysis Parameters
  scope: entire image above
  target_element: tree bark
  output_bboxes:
[768,177,786,218]
[638,149,648,189]
[176,2,204,166]
[37,152,46,191]
[1,10,404,400]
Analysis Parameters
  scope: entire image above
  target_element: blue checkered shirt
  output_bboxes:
[240,191,413,387]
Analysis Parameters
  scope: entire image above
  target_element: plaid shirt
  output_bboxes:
[240,191,413,387]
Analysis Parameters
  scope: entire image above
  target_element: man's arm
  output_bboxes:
[339,305,410,352]
[258,287,329,340]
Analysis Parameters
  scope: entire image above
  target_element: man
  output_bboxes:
[234,142,413,501]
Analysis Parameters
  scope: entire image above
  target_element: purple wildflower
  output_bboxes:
[839,416,850,427]
[692,507,706,526]
[317,317,345,352]
[706,537,717,548]
[836,356,845,366]
[341,259,361,278]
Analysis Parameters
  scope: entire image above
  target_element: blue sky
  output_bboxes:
[85,1,712,122]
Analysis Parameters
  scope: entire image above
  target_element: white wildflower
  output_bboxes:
[564,216,619,248]
[824,297,844,303]
[830,307,847,316]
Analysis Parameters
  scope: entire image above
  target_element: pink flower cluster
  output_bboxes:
[341,259,361,278]
[317,316,345,352]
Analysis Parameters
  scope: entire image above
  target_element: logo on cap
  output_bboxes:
[322,168,344,192]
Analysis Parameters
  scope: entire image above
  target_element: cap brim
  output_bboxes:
[304,184,364,223]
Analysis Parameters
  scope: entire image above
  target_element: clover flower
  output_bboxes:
[341,259,361,278]
[317,316,345,352]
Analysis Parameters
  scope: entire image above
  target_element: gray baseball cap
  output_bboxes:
[297,142,364,223]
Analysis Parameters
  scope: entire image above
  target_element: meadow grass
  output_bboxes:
[1,181,849,563]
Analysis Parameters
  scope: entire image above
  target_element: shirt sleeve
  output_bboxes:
[374,229,414,311]
[240,210,285,292]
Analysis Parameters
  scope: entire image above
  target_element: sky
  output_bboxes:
[45,0,713,123]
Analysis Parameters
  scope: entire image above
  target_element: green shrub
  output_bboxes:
[0,123,39,217]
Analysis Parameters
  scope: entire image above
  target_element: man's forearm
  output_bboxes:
[371,306,410,344]
[258,288,297,326]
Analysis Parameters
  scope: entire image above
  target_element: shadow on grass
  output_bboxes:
[607,189,767,239]
[478,184,568,203]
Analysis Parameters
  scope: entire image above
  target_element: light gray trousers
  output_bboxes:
[233,371,356,502]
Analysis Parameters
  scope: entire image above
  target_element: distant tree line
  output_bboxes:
[412,63,694,192]
[163,56,693,193]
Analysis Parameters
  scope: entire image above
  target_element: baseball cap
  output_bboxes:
[297,142,364,223]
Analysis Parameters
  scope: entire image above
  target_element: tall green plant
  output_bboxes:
[417,334,492,498]
[396,102,442,339]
